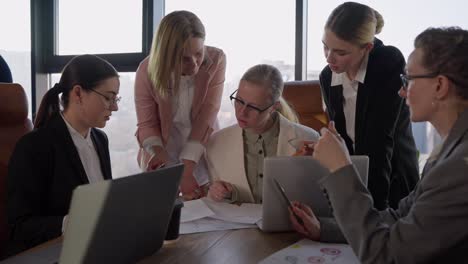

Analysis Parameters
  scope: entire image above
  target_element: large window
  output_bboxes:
[57,0,143,55]
[0,0,31,117]
[28,0,468,176]
[166,0,296,127]
[41,0,149,178]
[306,0,468,156]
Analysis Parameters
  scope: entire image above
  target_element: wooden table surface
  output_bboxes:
[10,228,300,264]
[139,228,300,264]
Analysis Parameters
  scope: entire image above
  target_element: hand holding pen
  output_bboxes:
[288,201,321,241]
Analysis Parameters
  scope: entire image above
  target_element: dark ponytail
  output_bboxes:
[34,54,118,128]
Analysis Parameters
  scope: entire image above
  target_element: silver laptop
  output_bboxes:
[60,164,183,263]
[2,164,183,264]
[260,156,368,232]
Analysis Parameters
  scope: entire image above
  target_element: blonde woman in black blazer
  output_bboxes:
[7,55,119,255]
[318,2,419,210]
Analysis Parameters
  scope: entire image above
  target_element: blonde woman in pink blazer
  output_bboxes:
[134,10,226,200]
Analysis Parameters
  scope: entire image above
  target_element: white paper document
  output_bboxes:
[180,217,257,234]
[202,198,262,224]
[179,198,263,234]
[259,239,359,264]
[180,199,215,223]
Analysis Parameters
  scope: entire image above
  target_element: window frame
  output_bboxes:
[30,0,160,117]
[30,0,307,117]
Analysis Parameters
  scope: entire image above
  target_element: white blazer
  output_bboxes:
[205,114,319,203]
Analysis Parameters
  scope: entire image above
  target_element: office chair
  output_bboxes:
[0,83,33,253]
[283,80,328,131]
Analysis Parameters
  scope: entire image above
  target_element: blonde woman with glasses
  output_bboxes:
[206,64,319,203]
[134,11,226,200]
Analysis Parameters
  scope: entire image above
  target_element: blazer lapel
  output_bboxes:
[91,129,112,180]
[330,85,355,154]
[277,115,298,156]
[51,115,89,184]
[355,81,371,148]
[433,110,468,166]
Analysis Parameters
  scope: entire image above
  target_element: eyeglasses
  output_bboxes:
[229,89,275,114]
[400,72,439,90]
[90,89,121,108]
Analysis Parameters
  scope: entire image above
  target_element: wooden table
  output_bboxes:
[139,228,300,264]
[10,228,300,264]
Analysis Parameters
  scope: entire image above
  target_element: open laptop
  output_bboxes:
[259,156,369,232]
[3,164,183,264]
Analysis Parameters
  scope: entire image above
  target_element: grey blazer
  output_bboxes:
[319,109,468,263]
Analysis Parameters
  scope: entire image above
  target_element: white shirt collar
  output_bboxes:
[60,112,92,144]
[331,53,369,86]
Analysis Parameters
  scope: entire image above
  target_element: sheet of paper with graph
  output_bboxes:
[259,239,359,264]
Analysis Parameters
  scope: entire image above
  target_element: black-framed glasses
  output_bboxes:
[400,72,439,90]
[229,89,275,113]
[90,89,121,108]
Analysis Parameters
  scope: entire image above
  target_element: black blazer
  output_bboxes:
[6,114,112,254]
[319,38,419,210]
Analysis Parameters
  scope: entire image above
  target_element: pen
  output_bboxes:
[272,178,304,225]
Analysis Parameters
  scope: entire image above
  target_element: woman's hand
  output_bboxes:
[289,201,321,241]
[313,122,351,172]
[292,140,316,156]
[208,180,233,202]
[145,146,169,171]
[180,159,202,200]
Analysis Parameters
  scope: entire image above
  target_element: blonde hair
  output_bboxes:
[325,2,384,46]
[148,10,205,97]
[241,64,298,123]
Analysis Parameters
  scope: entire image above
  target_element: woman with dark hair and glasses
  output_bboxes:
[293,27,468,263]
[205,64,319,203]
[7,54,119,254]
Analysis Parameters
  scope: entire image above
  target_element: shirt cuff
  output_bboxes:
[180,140,205,163]
[142,136,164,155]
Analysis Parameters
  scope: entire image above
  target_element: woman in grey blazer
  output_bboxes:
[291,27,468,263]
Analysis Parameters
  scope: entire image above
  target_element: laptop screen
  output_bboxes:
[60,164,183,263]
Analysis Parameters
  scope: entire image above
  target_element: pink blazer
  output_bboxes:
[134,46,226,147]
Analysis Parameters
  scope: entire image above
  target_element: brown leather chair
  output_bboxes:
[0,83,33,252]
[283,80,328,131]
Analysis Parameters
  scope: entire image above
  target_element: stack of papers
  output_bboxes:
[180,198,262,234]
[259,239,359,264]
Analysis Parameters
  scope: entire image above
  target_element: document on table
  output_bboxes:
[180,217,256,234]
[179,198,263,234]
[258,239,359,264]
[180,199,215,223]
[202,198,262,224]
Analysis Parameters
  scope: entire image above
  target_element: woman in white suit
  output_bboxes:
[206,64,319,203]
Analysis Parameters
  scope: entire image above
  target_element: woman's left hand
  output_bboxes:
[180,159,203,200]
[313,122,351,172]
